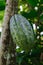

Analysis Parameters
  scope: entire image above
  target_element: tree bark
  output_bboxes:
[0,0,13,65]
[40,52,43,61]
[0,0,18,65]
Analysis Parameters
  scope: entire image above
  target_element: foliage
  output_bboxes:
[0,0,43,65]
[17,0,43,65]
[0,0,5,11]
[0,0,5,23]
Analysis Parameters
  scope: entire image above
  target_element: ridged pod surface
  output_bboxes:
[10,14,35,53]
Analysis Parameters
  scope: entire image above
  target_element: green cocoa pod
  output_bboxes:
[10,14,35,53]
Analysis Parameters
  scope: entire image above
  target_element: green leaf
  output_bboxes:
[39,25,43,32]
[40,14,43,24]
[31,47,41,56]
[21,11,29,19]
[0,11,4,22]
[40,0,43,4]
[0,0,5,10]
[0,16,3,20]
[40,6,43,12]
[21,10,38,19]
[26,0,38,7]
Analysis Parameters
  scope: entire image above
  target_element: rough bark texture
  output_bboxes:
[1,0,13,65]
[0,0,18,65]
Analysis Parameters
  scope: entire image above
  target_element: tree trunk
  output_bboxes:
[1,0,13,65]
[0,0,18,65]
[40,51,43,62]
